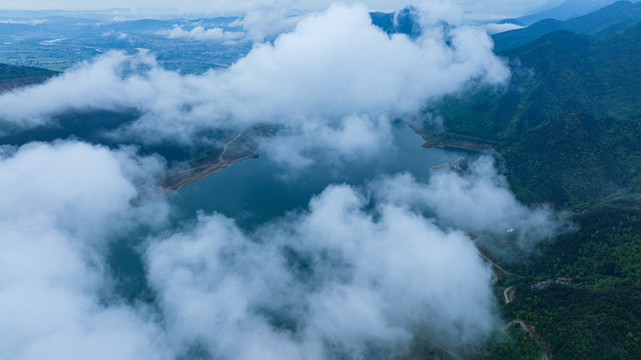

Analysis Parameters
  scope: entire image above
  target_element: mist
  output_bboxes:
[0,3,508,166]
[0,145,569,359]
[162,25,245,41]
[0,2,571,359]
[0,141,512,359]
[372,156,573,255]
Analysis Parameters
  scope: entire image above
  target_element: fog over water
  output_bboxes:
[171,123,463,227]
[0,2,572,359]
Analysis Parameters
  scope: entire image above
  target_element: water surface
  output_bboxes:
[171,124,463,228]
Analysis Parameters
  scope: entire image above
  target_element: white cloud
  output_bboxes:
[372,156,572,253]
[484,22,525,35]
[0,139,570,359]
[0,142,169,360]
[0,18,47,25]
[146,180,499,359]
[0,3,508,167]
[236,0,305,42]
[163,24,244,41]
[0,1,571,358]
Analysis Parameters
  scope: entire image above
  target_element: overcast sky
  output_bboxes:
[0,0,562,20]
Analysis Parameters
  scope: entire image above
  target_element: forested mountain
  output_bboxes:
[0,63,56,92]
[427,10,641,359]
[493,1,641,51]
[431,21,641,207]
[370,7,422,37]
[3,7,641,358]
[515,0,624,25]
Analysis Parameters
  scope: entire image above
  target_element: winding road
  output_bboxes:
[503,286,515,304]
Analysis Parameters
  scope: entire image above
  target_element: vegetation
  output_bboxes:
[499,200,641,358]
[430,21,641,207]
[477,325,543,360]
[426,6,641,358]
[0,62,56,91]
[3,5,641,359]
[0,62,56,81]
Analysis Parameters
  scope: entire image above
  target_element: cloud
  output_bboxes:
[371,156,573,254]
[146,177,499,359]
[0,141,169,360]
[484,22,525,34]
[0,0,559,20]
[0,18,48,25]
[0,3,508,167]
[235,0,305,42]
[163,25,244,41]
[0,140,525,359]
[0,2,573,358]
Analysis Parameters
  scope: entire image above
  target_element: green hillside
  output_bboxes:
[431,17,641,360]
[431,22,641,207]
[0,63,57,91]
[493,1,641,51]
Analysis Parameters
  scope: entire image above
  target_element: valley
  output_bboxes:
[1,1,641,359]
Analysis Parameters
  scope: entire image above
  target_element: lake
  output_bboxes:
[170,123,463,229]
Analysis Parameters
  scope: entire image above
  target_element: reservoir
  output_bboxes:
[109,123,466,305]
[170,123,464,228]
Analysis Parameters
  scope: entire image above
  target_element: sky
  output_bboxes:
[0,0,562,20]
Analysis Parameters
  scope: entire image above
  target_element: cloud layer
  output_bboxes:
[0,141,514,359]
[0,2,570,358]
[0,136,571,359]
[147,182,500,359]
[163,25,244,41]
[372,156,571,254]
[0,3,508,166]
[0,0,558,20]
[0,142,168,360]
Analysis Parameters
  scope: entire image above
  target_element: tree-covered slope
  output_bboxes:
[430,22,641,206]
[370,7,422,38]
[431,15,641,360]
[0,63,57,92]
[492,198,641,360]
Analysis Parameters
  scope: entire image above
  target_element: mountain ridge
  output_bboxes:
[493,1,641,51]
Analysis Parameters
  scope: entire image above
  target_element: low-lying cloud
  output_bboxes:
[0,3,508,166]
[0,2,571,358]
[484,22,525,35]
[162,25,244,41]
[0,141,525,359]
[372,156,572,254]
[0,142,168,360]
[147,181,499,359]
[0,18,48,25]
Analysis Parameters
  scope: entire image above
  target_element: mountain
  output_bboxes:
[497,18,525,26]
[516,0,624,25]
[427,19,641,360]
[493,1,641,51]
[0,63,57,92]
[429,21,641,206]
[370,7,422,38]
